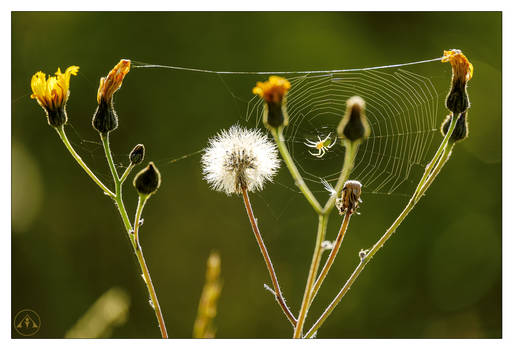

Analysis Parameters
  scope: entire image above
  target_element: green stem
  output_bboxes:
[293,140,359,338]
[120,164,135,184]
[55,126,114,198]
[304,135,456,339]
[242,188,297,327]
[309,212,352,308]
[100,132,167,338]
[293,214,328,338]
[323,141,359,213]
[416,144,454,201]
[271,127,323,215]
[414,114,458,200]
[133,195,168,338]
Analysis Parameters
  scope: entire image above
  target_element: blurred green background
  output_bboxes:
[12,12,501,338]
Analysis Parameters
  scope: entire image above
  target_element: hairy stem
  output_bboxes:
[55,126,114,197]
[242,188,297,327]
[100,133,168,338]
[133,195,168,338]
[324,141,359,213]
[293,214,328,338]
[304,119,458,338]
[309,212,352,307]
[414,113,458,200]
[293,140,359,338]
[271,127,323,214]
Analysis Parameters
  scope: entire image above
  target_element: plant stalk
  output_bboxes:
[242,187,297,327]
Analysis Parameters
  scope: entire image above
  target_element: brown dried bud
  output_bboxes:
[336,180,362,215]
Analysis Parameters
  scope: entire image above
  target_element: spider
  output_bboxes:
[304,133,337,158]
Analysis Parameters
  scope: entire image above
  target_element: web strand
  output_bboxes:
[131,57,443,75]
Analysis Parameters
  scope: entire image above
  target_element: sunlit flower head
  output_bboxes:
[442,49,474,115]
[201,125,280,195]
[252,76,291,104]
[97,59,131,104]
[442,49,473,83]
[30,65,79,127]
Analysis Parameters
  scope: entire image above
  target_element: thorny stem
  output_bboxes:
[271,127,323,215]
[304,117,458,338]
[55,126,114,198]
[309,212,352,307]
[293,140,359,338]
[99,133,168,338]
[241,187,297,327]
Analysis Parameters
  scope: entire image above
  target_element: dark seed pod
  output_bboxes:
[133,162,161,196]
[92,99,118,134]
[129,144,145,165]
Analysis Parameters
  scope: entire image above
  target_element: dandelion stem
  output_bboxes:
[242,187,297,327]
[55,126,114,198]
[100,133,168,338]
[271,127,323,214]
[309,212,352,307]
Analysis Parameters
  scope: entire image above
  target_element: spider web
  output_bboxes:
[243,68,441,195]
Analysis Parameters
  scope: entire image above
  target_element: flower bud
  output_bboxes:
[133,162,161,196]
[129,144,145,165]
[442,49,473,115]
[92,99,118,134]
[92,59,130,134]
[441,112,468,143]
[337,96,371,143]
[253,76,291,129]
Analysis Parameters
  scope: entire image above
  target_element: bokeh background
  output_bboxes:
[12,12,501,338]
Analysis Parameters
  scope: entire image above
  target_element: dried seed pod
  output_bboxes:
[336,180,363,215]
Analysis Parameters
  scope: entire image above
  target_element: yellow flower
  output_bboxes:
[442,49,474,82]
[252,76,291,104]
[97,59,131,104]
[30,66,79,126]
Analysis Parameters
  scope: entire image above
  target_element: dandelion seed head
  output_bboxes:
[202,125,280,195]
